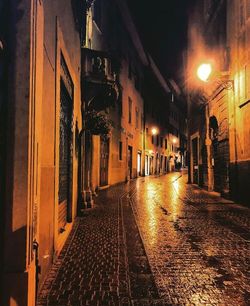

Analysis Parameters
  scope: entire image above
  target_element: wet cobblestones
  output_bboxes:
[38,172,250,305]
[130,172,250,305]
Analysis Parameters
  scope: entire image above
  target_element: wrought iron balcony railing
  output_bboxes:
[82,48,115,84]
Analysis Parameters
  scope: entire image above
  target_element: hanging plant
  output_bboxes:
[85,110,111,136]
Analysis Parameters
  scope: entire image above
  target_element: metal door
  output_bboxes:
[58,80,73,231]
[100,137,109,186]
[213,139,229,193]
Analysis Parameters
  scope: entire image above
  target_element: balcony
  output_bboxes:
[82,48,120,110]
[82,48,116,84]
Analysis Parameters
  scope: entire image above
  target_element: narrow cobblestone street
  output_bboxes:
[37,171,250,306]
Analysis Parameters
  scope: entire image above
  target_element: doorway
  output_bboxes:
[155,153,159,174]
[137,152,141,176]
[164,156,167,172]
[58,80,73,231]
[150,156,154,175]
[145,155,149,176]
[128,146,133,179]
[160,155,163,173]
[192,137,199,184]
[100,137,109,186]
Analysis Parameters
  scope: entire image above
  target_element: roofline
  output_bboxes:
[114,0,172,96]
[147,55,171,93]
[114,0,148,65]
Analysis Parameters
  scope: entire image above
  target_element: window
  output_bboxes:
[118,87,123,116]
[165,139,168,149]
[119,141,122,160]
[160,137,163,148]
[128,97,132,124]
[156,135,159,146]
[152,135,154,145]
[136,108,139,128]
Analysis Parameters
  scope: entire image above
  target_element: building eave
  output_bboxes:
[147,54,171,94]
[114,0,148,66]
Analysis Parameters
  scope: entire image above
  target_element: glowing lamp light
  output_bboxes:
[172,137,177,144]
[151,127,158,135]
[197,63,212,82]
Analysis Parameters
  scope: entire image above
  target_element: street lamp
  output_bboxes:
[151,127,158,135]
[197,63,212,82]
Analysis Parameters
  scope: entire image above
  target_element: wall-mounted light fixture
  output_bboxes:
[197,63,212,82]
[151,127,159,135]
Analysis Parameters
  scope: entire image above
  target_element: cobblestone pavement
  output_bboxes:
[37,171,250,306]
[130,171,250,306]
[37,181,161,306]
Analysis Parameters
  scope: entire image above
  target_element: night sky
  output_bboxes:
[127,0,195,82]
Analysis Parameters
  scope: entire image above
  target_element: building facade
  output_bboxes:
[227,0,250,205]
[82,0,146,196]
[187,0,250,205]
[1,1,84,305]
